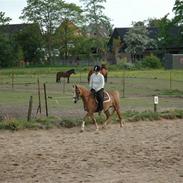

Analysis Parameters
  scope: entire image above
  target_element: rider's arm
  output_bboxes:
[89,74,94,89]
[99,74,105,89]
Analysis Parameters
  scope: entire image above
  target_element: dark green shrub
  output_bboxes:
[141,54,162,69]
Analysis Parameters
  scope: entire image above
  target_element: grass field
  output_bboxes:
[0,66,182,121]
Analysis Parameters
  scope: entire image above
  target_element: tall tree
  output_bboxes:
[80,0,112,59]
[54,3,83,60]
[124,22,156,62]
[20,0,82,64]
[173,0,183,25]
[0,12,11,25]
[14,24,44,64]
[0,12,17,67]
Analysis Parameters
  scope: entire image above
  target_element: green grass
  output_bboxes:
[0,67,182,122]
[0,109,182,130]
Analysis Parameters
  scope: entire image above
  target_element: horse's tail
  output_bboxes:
[112,91,121,111]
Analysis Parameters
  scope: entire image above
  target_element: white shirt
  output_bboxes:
[89,72,105,92]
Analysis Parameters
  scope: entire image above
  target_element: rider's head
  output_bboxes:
[94,65,100,73]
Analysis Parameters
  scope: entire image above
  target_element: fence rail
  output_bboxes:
[0,69,182,120]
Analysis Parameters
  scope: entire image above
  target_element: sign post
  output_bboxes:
[153,96,159,112]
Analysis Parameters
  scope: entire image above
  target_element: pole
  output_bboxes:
[43,83,48,117]
[12,70,14,89]
[36,77,41,114]
[27,96,33,121]
[122,69,126,98]
[170,71,172,90]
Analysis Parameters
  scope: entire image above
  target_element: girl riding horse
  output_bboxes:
[73,84,124,132]
[88,64,108,83]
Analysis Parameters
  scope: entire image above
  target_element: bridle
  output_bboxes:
[73,85,80,103]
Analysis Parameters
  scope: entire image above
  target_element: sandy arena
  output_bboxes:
[0,119,183,183]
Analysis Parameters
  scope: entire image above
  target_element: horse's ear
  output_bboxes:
[73,84,77,89]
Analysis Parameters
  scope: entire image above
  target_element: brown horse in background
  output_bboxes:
[73,84,124,132]
[87,64,108,83]
[56,69,76,83]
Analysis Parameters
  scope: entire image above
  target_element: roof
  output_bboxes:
[108,26,183,50]
[0,23,36,34]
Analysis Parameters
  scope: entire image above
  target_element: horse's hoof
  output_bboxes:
[102,125,107,129]
[120,123,124,128]
[80,129,84,133]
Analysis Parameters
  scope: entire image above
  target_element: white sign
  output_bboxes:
[154,96,159,104]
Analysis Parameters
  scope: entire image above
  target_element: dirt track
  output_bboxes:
[0,119,183,183]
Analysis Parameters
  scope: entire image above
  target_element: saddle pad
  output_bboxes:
[103,91,111,102]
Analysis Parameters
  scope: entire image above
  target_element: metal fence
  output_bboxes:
[0,70,182,120]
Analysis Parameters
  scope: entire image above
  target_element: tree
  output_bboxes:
[54,3,83,60]
[20,0,82,64]
[0,34,17,67]
[0,12,11,25]
[0,12,17,67]
[173,0,183,25]
[147,15,179,56]
[124,22,156,62]
[80,0,112,59]
[14,24,44,65]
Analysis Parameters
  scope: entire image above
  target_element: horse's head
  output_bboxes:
[68,69,76,74]
[73,85,81,103]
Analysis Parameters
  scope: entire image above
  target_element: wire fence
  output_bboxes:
[0,69,182,120]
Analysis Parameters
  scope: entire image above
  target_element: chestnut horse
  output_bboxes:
[56,69,75,83]
[87,65,108,83]
[73,84,124,132]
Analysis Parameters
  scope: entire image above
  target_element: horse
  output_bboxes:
[73,84,124,132]
[87,65,108,83]
[56,69,76,83]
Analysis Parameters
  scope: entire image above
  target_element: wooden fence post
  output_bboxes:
[122,69,126,98]
[27,96,33,121]
[62,78,65,94]
[36,77,42,114]
[11,70,14,89]
[170,71,172,90]
[43,83,48,117]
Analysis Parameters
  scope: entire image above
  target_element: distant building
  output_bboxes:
[108,27,183,64]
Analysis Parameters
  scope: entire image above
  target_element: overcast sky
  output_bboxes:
[0,0,176,27]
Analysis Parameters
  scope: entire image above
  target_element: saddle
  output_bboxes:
[91,90,111,103]
[103,91,111,102]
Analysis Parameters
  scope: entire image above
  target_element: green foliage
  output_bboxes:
[80,0,112,59]
[124,23,156,61]
[14,24,44,64]
[20,0,83,63]
[0,12,11,25]
[0,34,17,67]
[80,0,112,36]
[173,0,183,25]
[141,54,162,69]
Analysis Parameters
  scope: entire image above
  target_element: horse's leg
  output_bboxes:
[67,77,69,83]
[116,109,124,127]
[103,110,112,128]
[81,113,89,132]
[90,113,99,131]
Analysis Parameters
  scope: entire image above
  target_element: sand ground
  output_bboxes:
[0,119,183,183]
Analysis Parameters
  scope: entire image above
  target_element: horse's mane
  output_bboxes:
[67,69,75,72]
[76,84,89,92]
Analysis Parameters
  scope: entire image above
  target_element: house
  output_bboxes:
[108,27,183,64]
[0,23,39,37]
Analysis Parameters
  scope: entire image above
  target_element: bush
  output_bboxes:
[141,54,162,69]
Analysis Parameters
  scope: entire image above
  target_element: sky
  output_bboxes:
[0,0,176,28]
